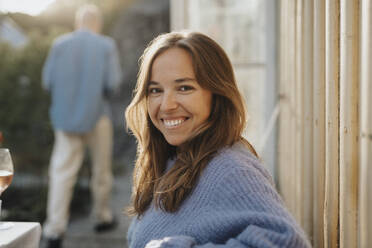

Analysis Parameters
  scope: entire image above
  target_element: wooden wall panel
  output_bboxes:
[302,0,314,238]
[339,0,360,247]
[324,1,340,247]
[294,0,304,224]
[359,0,372,247]
[313,0,326,246]
[278,0,298,217]
[278,0,368,246]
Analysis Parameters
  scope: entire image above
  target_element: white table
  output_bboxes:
[0,222,41,248]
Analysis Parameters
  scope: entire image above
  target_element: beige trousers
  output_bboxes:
[43,116,113,238]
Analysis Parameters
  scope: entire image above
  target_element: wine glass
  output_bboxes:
[0,148,14,230]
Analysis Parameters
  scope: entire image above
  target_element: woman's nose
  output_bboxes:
[160,92,178,111]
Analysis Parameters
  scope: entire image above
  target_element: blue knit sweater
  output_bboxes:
[127,142,311,248]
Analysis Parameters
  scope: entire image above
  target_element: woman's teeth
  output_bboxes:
[163,119,185,127]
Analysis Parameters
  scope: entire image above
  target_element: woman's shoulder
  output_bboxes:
[209,142,270,178]
[200,141,282,209]
[217,141,259,164]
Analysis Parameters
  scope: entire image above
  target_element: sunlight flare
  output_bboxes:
[0,0,55,16]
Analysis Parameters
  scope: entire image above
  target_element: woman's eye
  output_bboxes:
[179,85,194,92]
[148,88,161,94]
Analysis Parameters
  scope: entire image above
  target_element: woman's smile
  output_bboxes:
[162,117,188,129]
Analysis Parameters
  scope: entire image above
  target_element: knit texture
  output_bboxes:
[127,142,311,248]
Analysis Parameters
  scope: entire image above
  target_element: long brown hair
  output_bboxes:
[125,31,257,216]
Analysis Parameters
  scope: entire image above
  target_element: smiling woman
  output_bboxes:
[125,31,311,248]
[0,0,55,16]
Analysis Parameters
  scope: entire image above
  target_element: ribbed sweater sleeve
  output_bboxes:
[128,143,311,248]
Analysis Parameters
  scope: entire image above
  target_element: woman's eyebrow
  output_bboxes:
[148,81,159,86]
[148,77,196,86]
[174,77,196,83]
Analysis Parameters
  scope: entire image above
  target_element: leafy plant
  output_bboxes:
[0,33,56,173]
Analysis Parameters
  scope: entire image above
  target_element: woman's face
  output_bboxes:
[147,48,213,146]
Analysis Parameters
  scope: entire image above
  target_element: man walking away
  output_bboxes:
[42,4,122,248]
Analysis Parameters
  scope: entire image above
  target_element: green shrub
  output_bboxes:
[0,34,55,174]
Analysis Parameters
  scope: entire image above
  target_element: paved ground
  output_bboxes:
[40,169,133,248]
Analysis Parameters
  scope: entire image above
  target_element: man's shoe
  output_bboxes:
[94,218,118,232]
[45,237,62,248]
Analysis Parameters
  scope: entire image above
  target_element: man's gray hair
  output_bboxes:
[75,4,102,29]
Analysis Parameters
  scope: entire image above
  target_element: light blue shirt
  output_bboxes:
[42,29,122,133]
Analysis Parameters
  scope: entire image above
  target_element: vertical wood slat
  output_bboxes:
[339,0,360,247]
[295,0,304,224]
[359,0,372,247]
[288,0,297,220]
[313,0,326,246]
[325,0,340,247]
[302,0,314,239]
[278,0,290,208]
[278,0,298,220]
